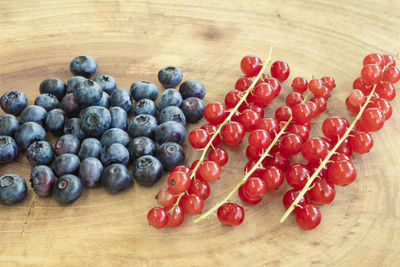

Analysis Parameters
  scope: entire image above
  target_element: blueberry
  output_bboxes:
[128,136,156,162]
[0,136,18,164]
[26,141,54,166]
[181,97,205,123]
[73,79,103,107]
[156,142,185,171]
[109,106,128,130]
[127,114,158,139]
[39,78,66,100]
[158,66,183,88]
[66,76,86,93]
[132,155,163,186]
[133,98,157,116]
[0,174,27,205]
[0,90,28,116]
[61,93,82,117]
[70,55,97,78]
[0,114,19,136]
[45,109,65,135]
[96,92,110,108]
[179,80,206,100]
[78,138,102,160]
[55,134,80,156]
[52,174,83,204]
[101,164,131,194]
[100,128,130,147]
[19,105,48,126]
[80,106,111,137]
[130,81,159,102]
[154,121,186,145]
[52,153,80,177]
[94,75,117,95]
[15,122,46,150]
[159,106,186,126]
[34,93,59,111]
[100,143,129,166]
[30,165,55,197]
[79,157,103,188]
[110,88,132,113]
[156,88,183,111]
[64,118,86,141]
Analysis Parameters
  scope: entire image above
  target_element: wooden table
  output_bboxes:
[1,0,399,265]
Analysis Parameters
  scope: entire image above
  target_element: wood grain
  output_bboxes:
[0,0,399,265]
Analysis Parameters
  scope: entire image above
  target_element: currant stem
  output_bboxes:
[279,83,378,223]
[194,91,312,223]
[169,46,273,214]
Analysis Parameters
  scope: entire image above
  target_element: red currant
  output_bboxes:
[285,163,310,190]
[248,129,271,149]
[165,206,185,228]
[348,89,366,106]
[157,188,177,207]
[361,64,383,85]
[198,160,221,182]
[292,103,312,124]
[243,177,267,200]
[375,82,396,101]
[270,60,290,82]
[346,96,361,115]
[306,178,335,205]
[308,79,325,95]
[382,66,400,84]
[321,76,336,91]
[225,90,246,110]
[327,160,357,185]
[189,128,210,149]
[172,165,191,174]
[201,124,221,147]
[311,96,327,113]
[235,76,252,92]
[217,202,245,226]
[168,171,191,193]
[336,137,353,156]
[275,106,292,122]
[267,77,282,98]
[369,98,392,120]
[322,116,348,141]
[263,151,290,172]
[204,102,228,125]
[279,133,303,156]
[382,54,396,68]
[147,207,168,229]
[244,160,266,178]
[351,131,373,154]
[282,189,308,212]
[307,162,329,180]
[221,122,245,145]
[241,55,262,76]
[246,103,264,117]
[291,77,308,93]
[261,165,284,190]
[253,83,274,106]
[357,108,385,132]
[181,194,204,216]
[306,101,319,118]
[363,53,384,69]
[287,124,310,142]
[238,185,262,205]
[188,178,210,200]
[295,203,321,230]
[208,147,229,167]
[353,76,373,95]
[302,137,329,163]
[246,145,262,161]
[286,92,304,108]
[238,109,261,131]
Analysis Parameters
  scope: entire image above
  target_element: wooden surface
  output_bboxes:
[0,0,399,266]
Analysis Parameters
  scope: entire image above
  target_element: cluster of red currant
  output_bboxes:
[279,52,398,230]
[195,72,336,226]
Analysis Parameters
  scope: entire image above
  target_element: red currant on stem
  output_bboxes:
[189,128,210,149]
[198,160,221,182]
[204,102,228,125]
[291,77,308,93]
[181,194,204,216]
[286,92,304,108]
[147,207,168,229]
[217,202,245,226]
[208,147,228,167]
[168,171,192,193]
[261,166,284,190]
[235,76,252,91]
[156,188,177,207]
[241,55,263,76]
[270,60,290,82]
[165,206,185,228]
[283,189,308,212]
[188,178,211,200]
[295,203,321,230]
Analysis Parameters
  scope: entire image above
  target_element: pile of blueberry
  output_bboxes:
[0,55,206,205]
